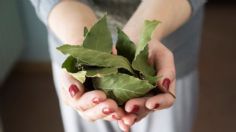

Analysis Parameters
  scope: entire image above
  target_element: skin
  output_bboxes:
[48,0,191,131]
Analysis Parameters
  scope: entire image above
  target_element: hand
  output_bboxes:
[59,69,125,122]
[118,39,176,131]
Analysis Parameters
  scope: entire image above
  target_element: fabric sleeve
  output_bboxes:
[29,0,61,26]
[188,0,207,16]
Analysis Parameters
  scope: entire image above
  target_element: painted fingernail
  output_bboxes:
[102,108,114,115]
[162,78,171,91]
[69,84,79,97]
[112,114,120,120]
[153,103,160,110]
[92,97,100,104]
[130,105,139,113]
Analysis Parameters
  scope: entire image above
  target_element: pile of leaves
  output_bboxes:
[57,15,161,105]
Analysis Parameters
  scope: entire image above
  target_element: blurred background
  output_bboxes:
[0,0,235,132]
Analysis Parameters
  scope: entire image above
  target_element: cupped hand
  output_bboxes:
[118,39,176,132]
[59,70,125,122]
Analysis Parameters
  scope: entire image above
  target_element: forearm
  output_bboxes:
[48,0,97,44]
[124,0,191,42]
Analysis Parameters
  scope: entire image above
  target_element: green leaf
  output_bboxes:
[83,27,88,37]
[93,73,155,105]
[85,67,118,77]
[62,56,79,73]
[135,20,160,57]
[116,28,136,62]
[83,15,112,53]
[144,75,162,85]
[132,20,160,77]
[57,45,135,74]
[132,46,156,76]
[68,71,87,83]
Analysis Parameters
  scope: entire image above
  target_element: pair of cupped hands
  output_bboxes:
[60,28,176,131]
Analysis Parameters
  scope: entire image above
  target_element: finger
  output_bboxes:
[145,87,176,110]
[121,114,137,127]
[125,97,147,113]
[60,86,70,106]
[76,90,106,111]
[124,97,150,122]
[118,120,130,132]
[149,40,176,93]
[112,45,117,55]
[61,69,85,100]
[103,107,125,121]
[83,99,118,121]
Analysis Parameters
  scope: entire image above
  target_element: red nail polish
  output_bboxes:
[130,105,139,113]
[92,97,100,104]
[162,78,171,91]
[153,103,160,109]
[69,84,79,97]
[102,108,114,115]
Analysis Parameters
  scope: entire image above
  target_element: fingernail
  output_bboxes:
[162,78,171,91]
[123,119,130,126]
[129,105,139,113]
[112,114,120,120]
[69,84,79,97]
[153,103,160,110]
[102,108,114,115]
[92,97,100,104]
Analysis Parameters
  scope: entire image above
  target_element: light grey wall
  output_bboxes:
[18,1,50,62]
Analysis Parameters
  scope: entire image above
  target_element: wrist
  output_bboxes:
[48,1,97,44]
[125,0,191,42]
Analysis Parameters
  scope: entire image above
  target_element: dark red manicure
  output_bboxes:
[130,105,140,113]
[102,108,114,115]
[69,84,79,97]
[153,103,160,109]
[92,97,100,104]
[162,78,171,91]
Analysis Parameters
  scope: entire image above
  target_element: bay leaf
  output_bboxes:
[83,15,112,53]
[62,56,79,73]
[85,67,118,77]
[57,45,135,74]
[135,20,160,57]
[144,75,162,86]
[132,46,156,76]
[116,27,136,62]
[93,73,154,105]
[83,27,88,37]
[132,20,160,78]
[68,70,87,83]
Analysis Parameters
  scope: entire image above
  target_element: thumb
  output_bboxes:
[60,69,85,100]
[149,40,176,94]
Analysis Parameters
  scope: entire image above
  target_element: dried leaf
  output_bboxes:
[57,45,134,74]
[83,27,88,37]
[93,73,154,105]
[83,15,112,53]
[132,20,160,77]
[85,67,118,77]
[116,28,136,62]
[62,56,79,73]
[69,70,87,83]
[135,20,160,57]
